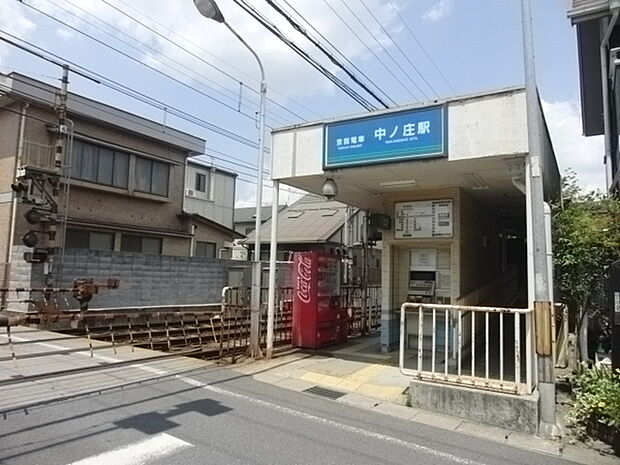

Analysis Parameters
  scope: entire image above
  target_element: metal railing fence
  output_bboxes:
[399,302,534,395]
[340,284,381,334]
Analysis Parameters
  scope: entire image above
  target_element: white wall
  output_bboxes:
[271,88,528,180]
[184,164,235,229]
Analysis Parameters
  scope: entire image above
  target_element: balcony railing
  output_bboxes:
[20,140,55,172]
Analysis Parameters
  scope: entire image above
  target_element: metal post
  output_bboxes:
[266,181,279,358]
[361,211,368,333]
[3,103,29,309]
[222,21,267,358]
[521,0,558,436]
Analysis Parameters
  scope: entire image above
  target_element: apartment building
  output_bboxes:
[0,72,240,295]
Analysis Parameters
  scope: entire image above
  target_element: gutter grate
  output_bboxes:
[303,385,346,400]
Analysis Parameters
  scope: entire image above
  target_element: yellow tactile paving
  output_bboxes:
[297,363,405,403]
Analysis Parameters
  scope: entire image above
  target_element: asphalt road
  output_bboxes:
[0,365,579,465]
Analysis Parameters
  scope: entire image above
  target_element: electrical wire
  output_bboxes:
[319,0,417,102]
[334,0,429,101]
[231,0,379,111]
[0,32,268,151]
[57,0,292,127]
[358,0,440,99]
[277,0,397,106]
[387,0,456,96]
[107,0,320,122]
[0,92,298,196]
[21,0,285,129]
[3,72,281,181]
[263,0,390,109]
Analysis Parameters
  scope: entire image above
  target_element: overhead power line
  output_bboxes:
[276,0,397,106]
[387,0,456,96]
[50,0,277,125]
[21,0,286,129]
[0,32,268,150]
[231,0,379,111]
[263,0,390,109]
[0,83,273,184]
[319,0,417,102]
[110,0,322,121]
[59,0,291,127]
[335,0,429,101]
[359,0,440,100]
[94,0,298,126]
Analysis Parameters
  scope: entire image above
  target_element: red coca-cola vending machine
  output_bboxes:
[293,251,347,349]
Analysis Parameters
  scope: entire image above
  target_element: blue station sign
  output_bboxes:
[324,106,446,169]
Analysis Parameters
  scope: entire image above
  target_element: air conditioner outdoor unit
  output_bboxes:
[185,189,195,197]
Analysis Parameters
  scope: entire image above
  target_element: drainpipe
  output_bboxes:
[189,224,197,257]
[4,103,29,294]
[601,7,620,190]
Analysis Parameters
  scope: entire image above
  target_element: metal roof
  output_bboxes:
[568,0,610,22]
[234,205,284,224]
[244,194,347,244]
[0,73,205,154]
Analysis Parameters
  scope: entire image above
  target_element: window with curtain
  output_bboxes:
[71,140,129,188]
[135,156,170,196]
[65,229,115,251]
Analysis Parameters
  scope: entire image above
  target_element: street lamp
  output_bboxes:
[193,0,267,358]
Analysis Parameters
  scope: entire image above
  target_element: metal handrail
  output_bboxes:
[399,302,534,395]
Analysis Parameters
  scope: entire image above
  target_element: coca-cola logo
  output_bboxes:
[296,256,312,304]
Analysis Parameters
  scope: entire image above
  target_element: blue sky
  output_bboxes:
[0,0,604,205]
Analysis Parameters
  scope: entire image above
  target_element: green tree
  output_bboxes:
[552,170,620,362]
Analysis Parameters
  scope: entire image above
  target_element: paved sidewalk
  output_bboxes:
[231,336,620,465]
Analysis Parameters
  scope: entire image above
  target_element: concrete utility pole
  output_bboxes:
[266,181,279,358]
[520,0,558,437]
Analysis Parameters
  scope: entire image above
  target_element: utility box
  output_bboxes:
[292,251,347,349]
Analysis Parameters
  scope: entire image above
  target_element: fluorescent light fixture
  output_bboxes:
[378,179,417,188]
[464,173,490,190]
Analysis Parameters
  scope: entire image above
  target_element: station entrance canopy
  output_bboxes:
[270,87,560,215]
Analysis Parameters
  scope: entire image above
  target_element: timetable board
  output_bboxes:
[394,200,453,239]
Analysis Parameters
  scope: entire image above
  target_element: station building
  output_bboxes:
[269,87,561,432]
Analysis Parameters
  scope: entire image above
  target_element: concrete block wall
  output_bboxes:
[57,249,232,309]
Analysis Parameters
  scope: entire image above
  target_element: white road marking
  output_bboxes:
[173,376,487,465]
[66,432,192,465]
[3,332,486,465]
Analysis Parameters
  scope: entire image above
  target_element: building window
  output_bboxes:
[135,156,169,196]
[121,234,162,254]
[65,229,115,251]
[195,241,216,258]
[195,173,207,192]
[71,140,129,188]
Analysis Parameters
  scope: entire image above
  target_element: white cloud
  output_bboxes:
[56,27,76,40]
[542,99,606,192]
[422,0,454,22]
[7,0,400,100]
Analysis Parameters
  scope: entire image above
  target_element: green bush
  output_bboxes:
[567,367,620,441]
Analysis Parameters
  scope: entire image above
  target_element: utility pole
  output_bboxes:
[520,0,558,437]
[50,65,70,287]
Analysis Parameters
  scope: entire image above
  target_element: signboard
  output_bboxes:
[410,249,438,271]
[395,200,453,239]
[324,106,446,169]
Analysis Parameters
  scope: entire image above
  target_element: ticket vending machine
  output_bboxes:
[408,249,438,302]
[293,251,347,349]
